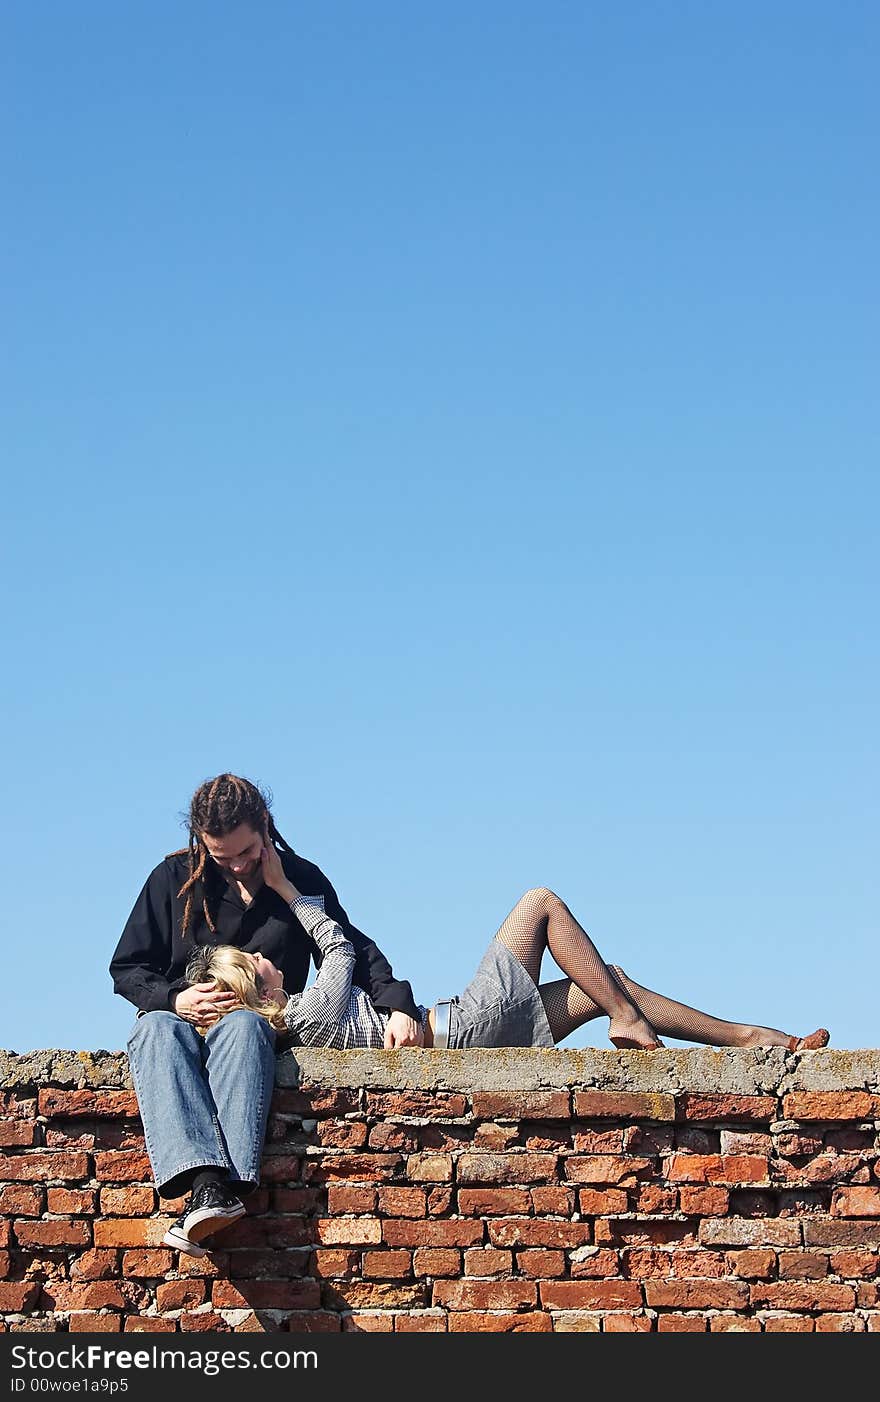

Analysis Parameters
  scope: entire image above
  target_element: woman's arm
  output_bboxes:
[282,896,357,1031]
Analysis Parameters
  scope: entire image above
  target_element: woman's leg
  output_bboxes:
[537,966,825,1050]
[492,888,662,1049]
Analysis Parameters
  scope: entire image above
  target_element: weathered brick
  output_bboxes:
[71,1250,118,1281]
[1,1152,90,1181]
[271,1088,359,1116]
[517,1249,565,1278]
[463,1248,512,1276]
[777,1251,828,1280]
[657,1315,707,1332]
[763,1314,814,1332]
[124,1318,178,1332]
[645,1280,748,1309]
[699,1219,802,1248]
[315,1121,368,1149]
[729,1249,776,1280]
[0,1093,36,1119]
[343,1313,394,1332]
[315,1217,382,1245]
[530,1186,576,1215]
[362,1250,412,1278]
[325,1185,376,1214]
[603,1314,652,1332]
[804,1220,880,1247]
[832,1187,880,1218]
[94,1219,170,1248]
[0,1283,40,1312]
[577,1188,629,1215]
[364,1092,468,1119]
[750,1282,856,1310]
[433,1279,536,1311]
[311,1249,360,1278]
[120,1250,174,1278]
[212,1280,321,1309]
[449,1312,552,1331]
[376,1187,426,1217]
[304,1152,401,1184]
[457,1153,557,1184]
[0,1122,38,1147]
[384,1220,483,1248]
[38,1090,139,1118]
[677,1094,776,1122]
[572,1129,624,1153]
[815,1313,866,1332]
[472,1092,570,1120]
[156,1280,207,1310]
[667,1154,768,1185]
[67,1313,121,1332]
[830,1249,880,1278]
[99,1187,155,1216]
[540,1280,642,1310]
[573,1092,675,1121]
[488,1218,591,1249]
[412,1249,461,1277]
[395,1311,447,1331]
[15,1220,92,1247]
[323,1281,429,1310]
[405,1154,452,1183]
[679,1187,729,1216]
[782,1092,874,1121]
[564,1156,652,1184]
[569,1247,620,1279]
[457,1188,531,1216]
[93,1152,152,1182]
[0,1184,43,1216]
[551,1312,601,1332]
[710,1316,762,1332]
[45,1188,97,1214]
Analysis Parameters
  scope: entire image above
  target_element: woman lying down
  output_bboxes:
[184,883,829,1054]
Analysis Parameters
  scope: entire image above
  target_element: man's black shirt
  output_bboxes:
[109,847,418,1021]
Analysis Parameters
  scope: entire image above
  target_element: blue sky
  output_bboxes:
[3,1,876,1053]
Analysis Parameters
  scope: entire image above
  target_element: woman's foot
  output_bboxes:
[608,1012,664,1050]
[738,1026,830,1051]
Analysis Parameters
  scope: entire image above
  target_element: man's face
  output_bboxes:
[201,823,264,880]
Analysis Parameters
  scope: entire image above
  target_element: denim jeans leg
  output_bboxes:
[127,1011,231,1194]
[203,1008,277,1189]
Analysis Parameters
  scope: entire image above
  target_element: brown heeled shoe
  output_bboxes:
[786,1028,830,1051]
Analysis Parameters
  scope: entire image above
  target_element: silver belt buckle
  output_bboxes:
[433,999,452,1049]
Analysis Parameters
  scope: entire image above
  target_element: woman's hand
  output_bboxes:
[260,830,298,906]
[173,982,239,1028]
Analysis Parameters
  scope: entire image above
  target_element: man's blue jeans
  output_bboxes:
[127,1009,277,1197]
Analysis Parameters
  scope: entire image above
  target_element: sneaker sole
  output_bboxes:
[185,1203,246,1245]
[162,1225,207,1257]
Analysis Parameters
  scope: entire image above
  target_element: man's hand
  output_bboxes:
[383,1010,424,1049]
[173,982,239,1028]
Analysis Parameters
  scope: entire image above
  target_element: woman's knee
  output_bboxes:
[127,1010,196,1052]
[207,1007,275,1047]
[520,886,564,916]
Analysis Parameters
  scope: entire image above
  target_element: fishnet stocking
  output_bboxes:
[492,888,661,1049]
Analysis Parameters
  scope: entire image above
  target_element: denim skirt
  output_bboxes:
[444,939,555,1049]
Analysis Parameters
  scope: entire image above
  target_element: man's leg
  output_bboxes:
[203,1007,277,1190]
[127,1011,231,1197]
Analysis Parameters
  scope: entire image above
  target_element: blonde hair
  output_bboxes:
[184,945,289,1033]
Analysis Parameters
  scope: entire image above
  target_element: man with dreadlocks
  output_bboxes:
[110,772,421,1256]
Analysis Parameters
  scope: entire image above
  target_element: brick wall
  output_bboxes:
[2,1047,879,1333]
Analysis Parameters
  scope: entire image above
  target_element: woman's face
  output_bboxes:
[246,950,283,997]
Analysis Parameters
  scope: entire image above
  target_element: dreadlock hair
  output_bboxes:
[184,944,290,1034]
[174,773,296,943]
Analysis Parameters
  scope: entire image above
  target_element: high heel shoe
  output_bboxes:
[786,1028,830,1051]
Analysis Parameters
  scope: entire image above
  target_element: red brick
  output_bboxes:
[624,1249,676,1280]
[0,1283,40,1312]
[68,1314,121,1332]
[463,1248,512,1276]
[815,1314,866,1332]
[700,1219,801,1248]
[730,1249,776,1280]
[570,1247,619,1279]
[449,1312,552,1332]
[94,1219,169,1248]
[179,1312,229,1331]
[125,1318,178,1332]
[316,1217,382,1246]
[93,1152,152,1182]
[363,1250,412,1279]
[323,1282,429,1310]
[367,1123,419,1151]
[433,1279,536,1311]
[412,1249,461,1277]
[517,1249,565,1278]
[156,1280,207,1310]
[1,1152,90,1181]
[315,1121,368,1149]
[395,1312,447,1331]
[99,1187,155,1216]
[777,1251,828,1280]
[832,1187,880,1218]
[782,1091,874,1121]
[645,1280,748,1309]
[257,1156,305,1182]
[311,1249,360,1278]
[43,1282,133,1312]
[831,1249,880,1277]
[679,1187,729,1215]
[657,1315,707,1332]
[677,1094,776,1122]
[0,1093,36,1119]
[531,1186,576,1214]
[472,1092,570,1119]
[804,1221,880,1247]
[488,1219,591,1249]
[120,1250,174,1277]
[303,1153,401,1183]
[38,1089,139,1117]
[0,1184,43,1216]
[212,1280,321,1309]
[405,1155,453,1183]
[577,1189,629,1215]
[573,1092,675,1120]
[325,1185,376,1214]
[457,1188,531,1216]
[271,1088,359,1116]
[376,1188,426,1217]
[0,1122,38,1147]
[572,1129,624,1153]
[763,1315,814,1332]
[456,1153,557,1184]
[633,1185,677,1213]
[710,1316,762,1331]
[540,1280,642,1310]
[364,1092,468,1118]
[383,1220,483,1248]
[667,1154,768,1185]
[15,1220,92,1247]
[547,1312,601,1332]
[750,1283,856,1310]
[46,1188,97,1214]
[603,1315,652,1332]
[70,1250,118,1280]
[342,1313,395,1332]
[564,1156,652,1184]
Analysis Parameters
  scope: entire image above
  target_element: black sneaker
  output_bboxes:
[162,1182,246,1256]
